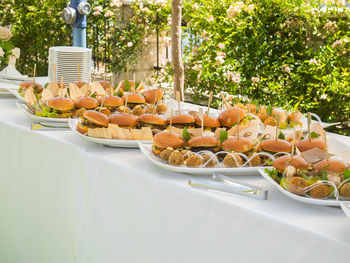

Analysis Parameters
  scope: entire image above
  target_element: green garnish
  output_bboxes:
[278,132,285,140]
[90,92,96,98]
[266,105,273,116]
[321,167,328,180]
[344,169,350,180]
[182,127,191,142]
[219,129,228,143]
[310,131,320,138]
[124,79,131,91]
[44,83,49,89]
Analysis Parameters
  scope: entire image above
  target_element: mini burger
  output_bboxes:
[195,115,220,131]
[143,88,163,104]
[260,139,292,153]
[221,137,254,153]
[99,81,114,91]
[77,110,109,134]
[138,114,167,130]
[18,81,43,96]
[122,93,146,109]
[313,159,347,175]
[152,131,185,155]
[109,113,138,128]
[100,96,123,111]
[72,81,88,89]
[218,107,246,128]
[74,96,98,109]
[296,138,326,152]
[47,97,74,117]
[273,155,310,171]
[168,114,195,128]
[187,136,219,153]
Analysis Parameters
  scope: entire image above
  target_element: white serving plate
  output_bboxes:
[16,102,69,123]
[258,168,348,207]
[138,143,266,175]
[69,119,153,148]
[8,89,25,102]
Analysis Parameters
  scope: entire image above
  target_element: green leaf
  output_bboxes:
[321,168,328,180]
[219,129,228,143]
[278,132,285,140]
[182,127,191,142]
[266,105,272,116]
[90,92,96,98]
[124,79,131,91]
[310,132,320,138]
[344,169,350,180]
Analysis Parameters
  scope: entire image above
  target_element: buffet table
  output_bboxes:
[1,96,350,263]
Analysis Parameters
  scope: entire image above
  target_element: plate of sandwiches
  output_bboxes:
[69,115,153,148]
[258,129,350,206]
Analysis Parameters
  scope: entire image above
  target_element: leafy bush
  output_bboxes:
[162,0,350,127]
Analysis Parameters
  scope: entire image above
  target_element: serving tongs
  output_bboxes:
[31,122,69,130]
[188,173,268,200]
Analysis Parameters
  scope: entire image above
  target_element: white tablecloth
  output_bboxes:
[1,96,350,263]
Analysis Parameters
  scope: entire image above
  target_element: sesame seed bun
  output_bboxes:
[101,96,123,107]
[296,138,326,152]
[153,131,185,149]
[188,136,219,147]
[143,89,163,104]
[48,97,74,111]
[221,137,254,153]
[260,139,292,153]
[218,107,246,127]
[138,114,167,126]
[168,114,195,124]
[195,115,220,128]
[273,155,310,170]
[122,93,145,104]
[109,113,138,127]
[313,159,347,175]
[74,97,98,109]
[83,110,109,127]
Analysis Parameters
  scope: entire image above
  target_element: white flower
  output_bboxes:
[106,33,112,39]
[92,11,101,16]
[309,58,320,65]
[208,15,214,23]
[0,47,4,57]
[215,55,225,64]
[94,6,103,12]
[232,73,241,83]
[227,2,245,19]
[320,94,327,100]
[0,27,12,41]
[245,4,255,13]
[218,43,225,49]
[110,0,122,8]
[282,64,291,73]
[192,3,199,10]
[127,42,133,47]
[251,76,260,84]
[104,10,114,17]
[11,48,20,59]
[323,21,337,33]
[192,64,202,71]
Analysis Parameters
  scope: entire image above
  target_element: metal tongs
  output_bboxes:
[188,173,268,200]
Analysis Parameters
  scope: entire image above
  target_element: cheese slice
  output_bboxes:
[69,83,84,101]
[46,82,59,96]
[90,81,106,96]
[80,83,90,96]
[262,125,278,140]
[24,87,37,105]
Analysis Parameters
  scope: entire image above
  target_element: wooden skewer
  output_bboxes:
[307,112,312,141]
[237,111,240,140]
[144,73,150,90]
[99,96,105,112]
[60,77,64,98]
[124,94,128,113]
[199,108,204,136]
[291,126,296,156]
[324,132,329,160]
[220,91,230,110]
[153,91,158,115]
[78,64,81,83]
[275,114,280,141]
[33,64,36,83]
[169,109,173,135]
[176,91,181,115]
[207,91,213,116]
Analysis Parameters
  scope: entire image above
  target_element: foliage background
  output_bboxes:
[0,0,349,133]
